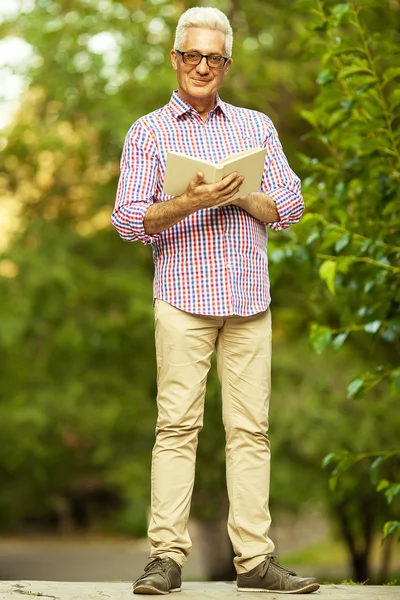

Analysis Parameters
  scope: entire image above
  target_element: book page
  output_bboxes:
[212,147,266,207]
[219,147,263,166]
[163,152,219,197]
[163,148,266,205]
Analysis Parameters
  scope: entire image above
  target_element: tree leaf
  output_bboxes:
[364,320,382,334]
[332,47,365,58]
[331,3,352,25]
[336,256,355,273]
[377,479,390,492]
[300,212,323,226]
[327,109,350,130]
[385,484,400,504]
[332,3,351,16]
[370,457,383,486]
[347,378,364,399]
[389,89,400,110]
[382,67,400,87]
[319,260,336,295]
[300,110,318,128]
[317,68,335,85]
[338,66,374,80]
[340,99,355,113]
[334,234,350,253]
[322,452,339,469]
[332,332,348,350]
[383,521,400,541]
[306,231,320,246]
[310,323,332,354]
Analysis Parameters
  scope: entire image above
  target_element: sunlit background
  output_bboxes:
[0,0,399,586]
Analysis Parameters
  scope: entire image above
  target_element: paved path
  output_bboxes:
[0,581,398,599]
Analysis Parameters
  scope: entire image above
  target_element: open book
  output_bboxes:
[162,147,266,208]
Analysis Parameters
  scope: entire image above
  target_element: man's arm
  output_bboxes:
[230,119,304,228]
[144,171,244,234]
[231,192,280,224]
[112,119,245,240]
[111,120,161,244]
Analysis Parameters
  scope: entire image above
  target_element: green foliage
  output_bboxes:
[0,0,399,583]
[289,0,400,550]
[383,522,400,542]
[0,0,318,535]
[295,0,400,354]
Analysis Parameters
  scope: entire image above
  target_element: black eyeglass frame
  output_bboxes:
[175,49,229,69]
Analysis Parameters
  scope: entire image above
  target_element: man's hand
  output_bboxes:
[185,171,245,210]
[144,171,244,235]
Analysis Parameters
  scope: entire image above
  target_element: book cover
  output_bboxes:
[162,147,266,208]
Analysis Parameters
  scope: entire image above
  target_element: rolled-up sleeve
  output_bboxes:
[261,121,304,230]
[111,120,161,244]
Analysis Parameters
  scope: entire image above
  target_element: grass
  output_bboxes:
[280,537,348,567]
[279,536,400,585]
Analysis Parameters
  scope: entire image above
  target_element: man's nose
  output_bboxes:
[196,56,210,74]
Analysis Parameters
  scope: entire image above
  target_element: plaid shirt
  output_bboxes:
[112,91,304,316]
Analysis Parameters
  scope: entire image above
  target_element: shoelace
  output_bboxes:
[135,557,169,582]
[144,557,168,574]
[259,556,297,578]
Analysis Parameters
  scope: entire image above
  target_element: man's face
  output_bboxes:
[171,27,232,106]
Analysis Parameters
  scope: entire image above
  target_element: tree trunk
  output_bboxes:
[333,498,373,583]
[351,552,369,583]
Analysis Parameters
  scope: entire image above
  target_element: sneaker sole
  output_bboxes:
[133,583,181,595]
[237,583,320,594]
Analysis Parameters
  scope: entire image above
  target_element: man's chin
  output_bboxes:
[188,84,214,97]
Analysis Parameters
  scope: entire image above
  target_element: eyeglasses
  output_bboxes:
[175,50,229,69]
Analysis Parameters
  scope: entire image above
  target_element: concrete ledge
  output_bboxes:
[0,581,399,599]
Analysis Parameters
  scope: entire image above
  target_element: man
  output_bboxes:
[112,6,319,596]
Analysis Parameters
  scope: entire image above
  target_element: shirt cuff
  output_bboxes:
[266,188,304,231]
[111,203,161,245]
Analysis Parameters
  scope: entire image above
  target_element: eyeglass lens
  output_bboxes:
[182,52,226,68]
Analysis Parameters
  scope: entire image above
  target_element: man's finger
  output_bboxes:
[187,171,205,193]
[194,170,205,184]
[219,171,238,187]
[218,173,243,192]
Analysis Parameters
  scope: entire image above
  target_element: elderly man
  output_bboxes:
[112,6,319,596]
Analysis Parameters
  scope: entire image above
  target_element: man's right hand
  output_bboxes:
[184,171,245,210]
[144,171,244,235]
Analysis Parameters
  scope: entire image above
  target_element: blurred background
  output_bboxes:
[0,0,399,586]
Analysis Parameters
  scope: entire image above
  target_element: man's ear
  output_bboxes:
[225,58,233,75]
[170,49,178,71]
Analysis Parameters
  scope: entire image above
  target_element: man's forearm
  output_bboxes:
[144,171,245,234]
[235,192,280,223]
[143,194,200,235]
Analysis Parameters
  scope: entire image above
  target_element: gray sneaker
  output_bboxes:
[237,556,320,594]
[133,557,182,595]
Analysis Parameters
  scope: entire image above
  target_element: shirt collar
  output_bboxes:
[169,90,229,119]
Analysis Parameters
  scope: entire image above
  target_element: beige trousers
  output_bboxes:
[148,299,274,574]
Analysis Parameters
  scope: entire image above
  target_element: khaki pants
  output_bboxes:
[148,299,274,574]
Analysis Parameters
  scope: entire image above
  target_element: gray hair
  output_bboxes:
[174,7,233,57]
